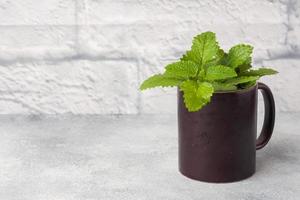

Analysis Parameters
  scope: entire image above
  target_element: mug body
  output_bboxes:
[178,84,258,183]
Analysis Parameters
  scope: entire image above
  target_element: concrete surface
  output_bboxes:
[0,113,299,200]
[0,0,299,114]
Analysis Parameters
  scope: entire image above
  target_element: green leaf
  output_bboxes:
[164,61,198,79]
[183,32,220,67]
[198,69,206,80]
[180,53,188,61]
[198,82,214,100]
[211,82,237,91]
[220,52,228,65]
[225,76,259,85]
[240,68,278,77]
[227,44,253,69]
[240,80,257,89]
[140,74,183,90]
[180,80,214,112]
[140,31,278,112]
[205,65,237,81]
[236,64,252,74]
[204,49,225,69]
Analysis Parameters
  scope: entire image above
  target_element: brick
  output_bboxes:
[0,0,75,25]
[0,26,77,64]
[0,60,139,114]
[83,0,284,25]
[0,26,76,47]
[286,0,300,53]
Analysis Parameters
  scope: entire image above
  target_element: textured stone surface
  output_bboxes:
[0,113,299,199]
[0,60,138,114]
[0,0,299,114]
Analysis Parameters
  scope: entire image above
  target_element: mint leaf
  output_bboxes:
[140,31,278,112]
[204,49,225,69]
[220,52,228,65]
[240,68,278,76]
[198,69,206,80]
[183,32,220,67]
[240,80,257,89]
[180,80,214,112]
[236,64,252,74]
[164,61,198,79]
[225,76,259,85]
[180,54,188,61]
[211,82,237,91]
[198,82,214,100]
[205,65,237,81]
[227,44,253,69]
[140,74,184,90]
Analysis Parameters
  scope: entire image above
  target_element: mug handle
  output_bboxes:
[256,82,276,150]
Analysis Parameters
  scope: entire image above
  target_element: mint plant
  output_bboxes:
[140,31,278,112]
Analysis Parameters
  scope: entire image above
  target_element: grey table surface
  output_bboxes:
[0,113,299,200]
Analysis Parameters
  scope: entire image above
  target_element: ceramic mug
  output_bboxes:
[178,82,275,183]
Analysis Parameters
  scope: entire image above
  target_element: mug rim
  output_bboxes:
[213,83,258,94]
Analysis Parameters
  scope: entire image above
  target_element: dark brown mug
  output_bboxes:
[178,82,275,183]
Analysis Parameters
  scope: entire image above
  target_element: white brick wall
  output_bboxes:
[0,0,299,114]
